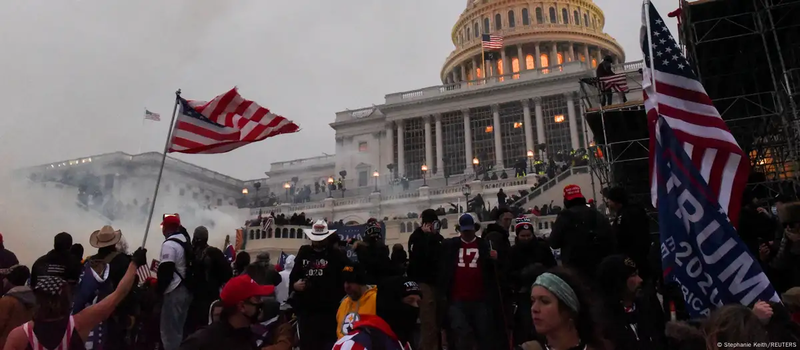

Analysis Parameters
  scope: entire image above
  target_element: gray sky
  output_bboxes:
[0,0,678,180]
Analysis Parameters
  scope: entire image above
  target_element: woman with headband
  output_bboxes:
[520,268,611,350]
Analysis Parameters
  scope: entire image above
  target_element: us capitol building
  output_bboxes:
[21,0,642,255]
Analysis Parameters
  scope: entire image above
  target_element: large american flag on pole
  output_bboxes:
[642,1,749,227]
[168,88,300,154]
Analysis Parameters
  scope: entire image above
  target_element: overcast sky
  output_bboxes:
[0,0,678,180]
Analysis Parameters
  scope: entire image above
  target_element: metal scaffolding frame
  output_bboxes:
[680,0,800,198]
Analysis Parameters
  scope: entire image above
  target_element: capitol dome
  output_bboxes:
[441,0,625,83]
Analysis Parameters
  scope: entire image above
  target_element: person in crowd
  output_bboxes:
[73,225,132,349]
[180,274,294,350]
[336,264,378,338]
[440,213,507,350]
[354,219,395,284]
[549,185,616,281]
[603,187,653,281]
[596,255,665,350]
[497,188,508,209]
[520,268,611,350]
[133,277,163,350]
[185,226,233,335]
[275,254,294,305]
[662,321,706,350]
[333,277,423,350]
[765,201,800,293]
[245,252,282,286]
[30,232,82,289]
[3,248,146,350]
[390,244,407,272]
[407,209,444,350]
[157,214,194,350]
[738,188,777,259]
[596,55,625,106]
[289,220,350,349]
[0,266,34,346]
[0,233,19,296]
[702,303,770,349]
[234,252,252,277]
[70,244,84,265]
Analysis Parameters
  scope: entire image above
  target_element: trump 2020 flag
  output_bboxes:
[655,116,779,317]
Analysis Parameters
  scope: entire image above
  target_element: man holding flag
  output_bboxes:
[643,0,779,318]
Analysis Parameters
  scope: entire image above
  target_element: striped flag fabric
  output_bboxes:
[599,73,630,93]
[136,265,152,283]
[481,34,504,50]
[642,1,749,227]
[168,88,300,154]
[144,109,161,121]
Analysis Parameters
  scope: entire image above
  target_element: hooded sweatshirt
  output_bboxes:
[289,245,349,315]
[332,314,407,350]
[0,286,36,345]
[336,287,378,338]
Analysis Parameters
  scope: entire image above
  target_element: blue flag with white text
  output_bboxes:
[655,116,779,318]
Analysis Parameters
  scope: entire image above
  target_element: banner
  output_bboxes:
[329,222,386,262]
[655,117,779,317]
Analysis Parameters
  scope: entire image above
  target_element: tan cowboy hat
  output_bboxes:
[90,225,122,249]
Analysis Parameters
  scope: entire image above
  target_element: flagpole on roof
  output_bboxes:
[138,109,146,155]
[141,89,182,248]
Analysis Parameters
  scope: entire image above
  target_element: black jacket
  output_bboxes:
[509,238,557,291]
[406,228,443,286]
[612,204,653,280]
[30,249,82,288]
[180,320,258,350]
[288,244,350,315]
[355,242,396,285]
[604,286,667,350]
[549,204,616,279]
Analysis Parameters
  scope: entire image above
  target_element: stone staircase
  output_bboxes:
[510,166,598,209]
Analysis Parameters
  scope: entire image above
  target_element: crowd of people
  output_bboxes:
[2,181,800,349]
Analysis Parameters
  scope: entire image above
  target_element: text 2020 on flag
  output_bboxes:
[641,0,749,228]
[643,0,776,318]
[168,88,299,154]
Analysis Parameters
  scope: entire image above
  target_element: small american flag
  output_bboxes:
[168,88,300,154]
[144,109,161,121]
[481,34,503,50]
[599,73,630,93]
[643,1,749,227]
[136,265,151,283]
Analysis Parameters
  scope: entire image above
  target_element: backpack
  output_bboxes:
[560,207,613,273]
[166,235,199,290]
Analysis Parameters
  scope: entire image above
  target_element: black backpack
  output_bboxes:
[166,234,199,290]
[561,207,614,272]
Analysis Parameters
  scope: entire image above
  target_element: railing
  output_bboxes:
[510,166,589,208]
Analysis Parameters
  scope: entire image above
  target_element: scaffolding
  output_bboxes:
[680,0,800,198]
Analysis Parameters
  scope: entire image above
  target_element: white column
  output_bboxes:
[435,114,444,176]
[500,49,508,77]
[582,44,590,64]
[472,57,479,78]
[534,97,546,161]
[596,47,603,63]
[550,42,559,67]
[385,123,394,170]
[566,92,580,150]
[485,58,492,77]
[568,42,575,62]
[522,99,534,153]
[492,104,503,169]
[517,45,526,72]
[461,64,468,82]
[534,43,542,69]
[424,116,433,172]
[397,120,405,176]
[462,109,473,172]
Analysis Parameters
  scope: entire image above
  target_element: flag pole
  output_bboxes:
[481,43,486,83]
[644,0,658,109]
[141,89,182,248]
[138,109,146,154]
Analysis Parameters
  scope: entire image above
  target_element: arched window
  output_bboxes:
[592,17,597,28]
[535,8,544,24]
[497,59,504,75]
[574,10,580,25]
[557,53,564,65]
[584,13,589,27]
[580,54,586,62]
[526,54,535,69]
[591,58,598,67]
[495,13,502,30]
[267,228,273,238]
[476,67,482,78]
[249,230,254,240]
[522,8,530,25]
[474,22,479,37]
[508,10,516,27]
[467,27,471,40]
[562,9,569,24]
[549,7,557,23]
[483,18,490,33]
[512,57,520,73]
[540,54,550,67]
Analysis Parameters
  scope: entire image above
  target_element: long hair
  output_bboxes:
[34,287,72,321]
[703,304,768,349]
[543,267,612,350]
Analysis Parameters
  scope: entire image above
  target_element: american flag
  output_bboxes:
[599,73,630,93]
[136,265,152,283]
[144,109,161,121]
[642,1,749,227]
[168,88,300,154]
[481,34,503,50]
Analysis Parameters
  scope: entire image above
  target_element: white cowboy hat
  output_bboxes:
[90,225,122,249]
[303,220,337,242]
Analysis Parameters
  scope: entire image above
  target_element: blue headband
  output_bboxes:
[532,272,580,313]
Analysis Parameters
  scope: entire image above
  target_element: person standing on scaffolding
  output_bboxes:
[596,55,627,106]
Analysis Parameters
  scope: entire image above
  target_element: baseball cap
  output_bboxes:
[220,274,275,306]
[563,184,584,201]
[458,213,476,231]
[161,213,181,226]
[402,280,423,298]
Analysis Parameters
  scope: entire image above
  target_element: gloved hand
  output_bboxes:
[132,248,148,267]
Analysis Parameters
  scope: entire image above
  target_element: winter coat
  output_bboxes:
[275,255,294,304]
[179,319,292,350]
[0,286,35,345]
[355,243,395,284]
[245,262,282,286]
[0,244,18,275]
[611,204,653,280]
[332,315,408,350]
[288,245,350,315]
[406,228,443,286]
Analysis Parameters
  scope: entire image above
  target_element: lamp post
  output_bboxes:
[242,188,249,206]
[283,182,291,203]
[373,170,380,192]
[462,185,471,213]
[527,149,535,174]
[472,157,480,180]
[421,164,428,187]
[242,188,249,195]
[327,177,334,198]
